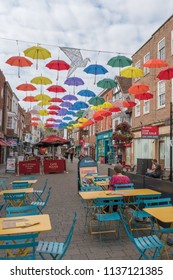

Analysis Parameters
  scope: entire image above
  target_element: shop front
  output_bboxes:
[96,130,113,163]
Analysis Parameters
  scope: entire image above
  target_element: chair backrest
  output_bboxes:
[60,212,77,259]
[143,197,172,208]
[0,232,38,260]
[81,185,102,192]
[43,187,51,205]
[42,178,48,193]
[4,192,26,202]
[119,208,133,240]
[93,196,124,208]
[12,181,30,189]
[113,183,134,190]
[6,205,38,217]
[21,176,35,180]
[135,193,162,208]
[94,176,110,182]
[0,179,8,190]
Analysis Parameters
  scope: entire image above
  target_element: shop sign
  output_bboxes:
[6,138,18,146]
[6,157,16,173]
[141,126,159,139]
[19,160,40,175]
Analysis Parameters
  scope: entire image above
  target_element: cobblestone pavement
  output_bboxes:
[0,159,139,260]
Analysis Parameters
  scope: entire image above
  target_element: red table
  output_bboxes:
[43,159,66,174]
[19,160,40,175]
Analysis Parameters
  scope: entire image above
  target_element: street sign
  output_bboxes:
[141,126,159,139]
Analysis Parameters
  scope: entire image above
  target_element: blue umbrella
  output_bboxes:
[64,76,84,94]
[62,94,78,101]
[84,64,108,83]
[63,116,72,121]
[70,101,89,111]
[58,108,68,116]
[77,89,96,98]
[60,101,72,108]
[66,110,76,116]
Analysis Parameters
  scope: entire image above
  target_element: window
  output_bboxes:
[143,100,150,114]
[135,99,140,117]
[7,116,13,128]
[158,81,165,108]
[158,38,165,60]
[135,60,141,81]
[143,52,150,75]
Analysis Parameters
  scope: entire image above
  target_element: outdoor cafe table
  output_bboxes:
[0,214,51,235]
[79,188,161,201]
[10,179,38,187]
[143,206,173,224]
[0,188,34,195]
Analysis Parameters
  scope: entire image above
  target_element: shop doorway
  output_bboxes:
[159,140,165,169]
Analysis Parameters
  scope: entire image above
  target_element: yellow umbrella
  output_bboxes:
[38,109,48,116]
[35,93,51,101]
[37,100,51,106]
[120,66,144,78]
[23,45,51,69]
[67,126,73,129]
[31,76,52,93]
[90,105,100,111]
[73,123,82,127]
[78,117,88,123]
[100,102,113,109]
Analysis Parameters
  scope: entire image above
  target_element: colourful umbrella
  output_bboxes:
[63,116,72,121]
[66,110,76,116]
[30,117,40,121]
[37,100,51,106]
[48,105,60,110]
[77,89,96,98]
[31,122,39,127]
[82,119,94,126]
[93,115,104,121]
[46,85,66,93]
[38,110,48,116]
[45,59,70,80]
[64,77,84,93]
[35,93,51,101]
[84,64,108,83]
[44,123,54,128]
[107,55,132,69]
[23,45,51,69]
[94,109,112,117]
[70,101,89,110]
[120,66,144,78]
[157,67,173,80]
[6,55,33,77]
[134,92,153,100]
[128,83,149,95]
[75,110,85,117]
[16,83,37,91]
[31,76,52,93]
[50,97,63,102]
[62,94,78,101]
[29,109,38,115]
[109,106,121,113]
[57,108,68,116]
[78,117,88,123]
[88,96,105,106]
[113,100,136,108]
[100,102,113,109]
[97,78,117,89]
[60,101,72,108]
[46,118,56,122]
[23,96,37,102]
[143,59,168,68]
[48,110,58,115]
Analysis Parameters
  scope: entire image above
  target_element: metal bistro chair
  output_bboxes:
[36,212,77,260]
[90,197,123,241]
[0,179,8,190]
[113,183,134,190]
[6,205,39,217]
[3,192,26,208]
[33,178,48,202]
[21,176,35,180]
[12,181,30,189]
[0,232,38,260]
[119,208,166,260]
[30,187,51,214]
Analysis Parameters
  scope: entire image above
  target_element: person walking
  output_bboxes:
[70,150,74,163]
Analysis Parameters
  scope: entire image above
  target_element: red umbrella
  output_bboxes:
[157,67,173,80]
[113,100,136,108]
[50,97,63,102]
[30,117,40,121]
[46,60,70,80]
[44,123,54,128]
[48,111,58,115]
[128,83,149,95]
[46,118,56,122]
[41,135,69,143]
[109,107,121,113]
[93,115,104,121]
[143,59,168,68]
[31,122,39,127]
[48,105,60,110]
[46,85,66,93]
[6,56,33,77]
[135,92,153,100]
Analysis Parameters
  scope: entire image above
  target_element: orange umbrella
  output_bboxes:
[94,109,112,117]
[31,122,39,127]
[30,117,40,121]
[135,92,153,100]
[113,100,136,108]
[93,115,104,121]
[143,59,168,68]
[128,83,149,95]
[82,120,94,127]
[16,83,37,91]
[23,96,37,102]
[6,56,33,77]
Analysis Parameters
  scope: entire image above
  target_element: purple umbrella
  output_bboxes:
[58,108,68,116]
[64,76,84,94]
[60,101,73,108]
[55,119,62,123]
[62,94,78,101]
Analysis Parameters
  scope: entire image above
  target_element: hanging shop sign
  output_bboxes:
[141,126,159,139]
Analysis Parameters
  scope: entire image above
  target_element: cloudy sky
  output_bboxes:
[0,0,173,110]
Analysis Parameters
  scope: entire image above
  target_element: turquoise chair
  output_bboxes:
[6,205,38,217]
[30,187,51,214]
[119,208,165,260]
[36,212,77,260]
[12,181,30,189]
[33,178,48,202]
[91,197,123,240]
[81,185,102,192]
[113,183,134,190]
[0,179,8,190]
[21,176,35,180]
[0,232,38,260]
[3,192,26,207]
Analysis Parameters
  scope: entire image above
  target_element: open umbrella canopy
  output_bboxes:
[109,106,121,113]
[37,100,51,106]
[31,122,39,127]
[82,119,94,126]
[77,89,96,98]
[88,96,105,106]
[143,59,168,68]
[64,77,84,86]
[128,83,149,95]
[30,109,38,115]
[70,101,89,110]
[60,101,73,108]
[38,109,48,116]
[93,115,104,121]
[58,108,68,116]
[62,94,78,101]
[134,92,153,100]
[48,105,60,110]
[75,110,85,117]
[66,110,76,116]
[30,117,40,121]
[23,96,37,102]
[45,59,70,80]
[84,64,108,83]
[46,118,56,122]
[50,97,63,102]
[93,109,112,117]
[78,117,88,123]
[100,102,113,109]
[35,93,51,101]
[6,55,33,77]
[16,83,37,91]
[113,100,136,108]
[107,55,132,68]
[46,85,66,93]
[63,116,72,121]
[48,110,58,115]
[157,67,173,80]
[120,66,144,78]
[31,76,52,85]
[97,78,117,89]
[23,45,51,69]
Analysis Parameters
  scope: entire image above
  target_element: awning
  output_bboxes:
[0,139,10,147]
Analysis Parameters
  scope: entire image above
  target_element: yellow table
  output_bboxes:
[79,188,161,200]
[0,214,51,235]
[0,188,34,195]
[10,180,38,187]
[144,206,173,223]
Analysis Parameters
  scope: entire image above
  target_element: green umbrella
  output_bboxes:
[88,96,105,106]
[75,110,85,117]
[68,120,78,126]
[97,78,117,89]
[107,55,132,68]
